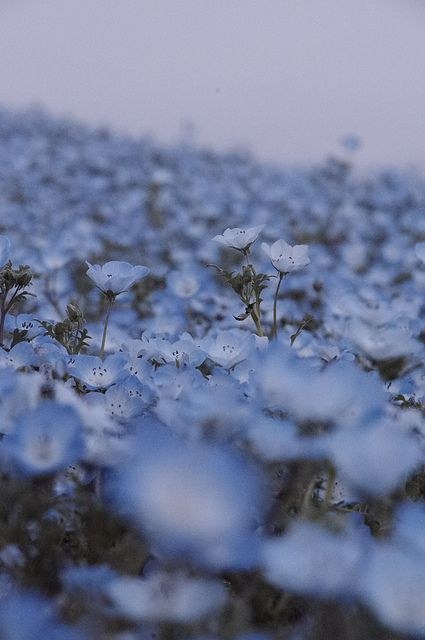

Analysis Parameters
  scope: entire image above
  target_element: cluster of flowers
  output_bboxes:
[0,109,424,639]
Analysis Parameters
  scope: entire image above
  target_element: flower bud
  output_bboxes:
[15,265,32,288]
[66,301,85,326]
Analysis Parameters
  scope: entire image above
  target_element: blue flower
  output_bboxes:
[5,402,84,476]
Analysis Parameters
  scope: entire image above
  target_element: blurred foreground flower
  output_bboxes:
[107,427,268,569]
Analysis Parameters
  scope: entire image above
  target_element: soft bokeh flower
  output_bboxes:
[107,426,268,568]
[0,591,81,640]
[5,402,84,476]
[262,521,368,599]
[107,571,227,622]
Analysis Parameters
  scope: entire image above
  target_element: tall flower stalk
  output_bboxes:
[99,294,115,358]
[272,272,285,339]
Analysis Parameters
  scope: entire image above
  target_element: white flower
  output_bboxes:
[86,260,149,295]
[0,236,11,266]
[261,239,310,273]
[212,225,264,252]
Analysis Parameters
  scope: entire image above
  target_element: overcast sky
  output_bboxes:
[0,0,424,168]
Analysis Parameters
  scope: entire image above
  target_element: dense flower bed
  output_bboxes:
[0,108,424,639]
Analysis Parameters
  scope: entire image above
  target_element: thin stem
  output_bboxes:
[250,309,265,337]
[44,272,63,319]
[99,297,114,358]
[300,475,319,518]
[272,272,284,339]
[0,296,5,346]
[323,464,336,512]
[0,285,22,346]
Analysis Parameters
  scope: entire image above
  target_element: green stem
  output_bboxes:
[251,309,265,337]
[272,273,284,339]
[99,297,114,358]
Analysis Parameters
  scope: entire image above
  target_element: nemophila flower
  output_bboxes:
[0,235,10,266]
[0,590,81,640]
[68,353,127,389]
[107,427,268,569]
[393,502,425,557]
[105,378,154,420]
[212,225,264,252]
[0,342,41,370]
[73,392,129,466]
[359,543,425,636]
[346,318,421,362]
[255,346,384,424]
[262,521,367,600]
[106,571,227,623]
[247,416,321,463]
[5,314,43,340]
[201,329,255,369]
[261,239,310,274]
[167,265,201,299]
[139,332,205,368]
[326,419,422,496]
[85,260,149,296]
[155,379,253,441]
[4,402,84,476]
[152,365,205,401]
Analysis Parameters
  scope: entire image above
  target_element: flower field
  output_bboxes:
[0,108,425,639]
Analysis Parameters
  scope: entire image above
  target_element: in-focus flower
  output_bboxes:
[201,329,254,369]
[67,353,127,389]
[262,239,310,274]
[85,260,149,296]
[0,235,11,266]
[212,225,264,252]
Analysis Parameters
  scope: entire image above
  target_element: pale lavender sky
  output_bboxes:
[0,0,425,167]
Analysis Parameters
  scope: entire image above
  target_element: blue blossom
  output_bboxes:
[68,353,127,389]
[5,402,84,476]
[0,591,83,640]
[86,260,149,296]
[107,427,268,569]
